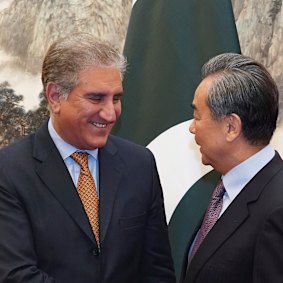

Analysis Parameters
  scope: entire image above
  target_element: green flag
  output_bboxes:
[114,0,240,280]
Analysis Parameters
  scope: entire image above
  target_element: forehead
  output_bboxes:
[78,67,123,89]
[193,77,212,109]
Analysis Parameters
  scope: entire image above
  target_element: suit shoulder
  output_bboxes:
[106,135,156,165]
[0,134,34,160]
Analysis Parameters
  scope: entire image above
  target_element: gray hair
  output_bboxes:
[202,53,279,145]
[41,33,127,96]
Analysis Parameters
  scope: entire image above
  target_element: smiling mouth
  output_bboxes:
[92,122,107,128]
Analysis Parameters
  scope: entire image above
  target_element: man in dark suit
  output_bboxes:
[0,33,175,283]
[183,53,283,283]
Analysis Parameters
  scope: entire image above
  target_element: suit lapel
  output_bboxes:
[187,153,283,282]
[99,136,124,244]
[33,123,97,245]
[187,194,249,281]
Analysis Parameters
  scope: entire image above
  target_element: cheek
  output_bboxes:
[75,103,97,119]
[194,125,210,145]
[115,104,122,117]
[193,123,202,137]
[193,130,202,145]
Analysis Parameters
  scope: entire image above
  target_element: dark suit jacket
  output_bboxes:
[0,122,175,283]
[183,152,283,283]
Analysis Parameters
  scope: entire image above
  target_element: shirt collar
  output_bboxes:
[222,144,275,201]
[48,119,98,160]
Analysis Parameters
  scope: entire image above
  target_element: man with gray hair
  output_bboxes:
[0,33,175,283]
[183,53,283,282]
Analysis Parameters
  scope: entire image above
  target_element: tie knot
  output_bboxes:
[213,180,226,199]
[71,152,89,169]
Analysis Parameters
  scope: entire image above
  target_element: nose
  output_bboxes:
[189,119,195,134]
[100,101,119,122]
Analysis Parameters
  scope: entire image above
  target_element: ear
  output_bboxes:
[45,82,62,114]
[224,113,242,142]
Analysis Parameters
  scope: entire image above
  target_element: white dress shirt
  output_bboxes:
[220,144,275,216]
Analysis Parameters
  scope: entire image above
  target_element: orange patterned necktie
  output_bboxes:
[71,152,100,246]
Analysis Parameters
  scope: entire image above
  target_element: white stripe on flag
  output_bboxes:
[148,120,283,221]
[147,120,212,221]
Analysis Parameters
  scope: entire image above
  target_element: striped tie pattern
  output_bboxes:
[71,152,100,246]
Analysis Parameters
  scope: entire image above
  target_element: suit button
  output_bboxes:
[92,248,99,256]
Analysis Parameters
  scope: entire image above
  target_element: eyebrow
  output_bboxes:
[86,92,123,96]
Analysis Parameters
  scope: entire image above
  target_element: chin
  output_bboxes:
[201,156,210,166]
[90,137,109,149]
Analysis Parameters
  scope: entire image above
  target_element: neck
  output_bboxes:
[219,142,267,174]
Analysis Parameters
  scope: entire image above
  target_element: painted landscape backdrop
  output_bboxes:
[0,0,282,146]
